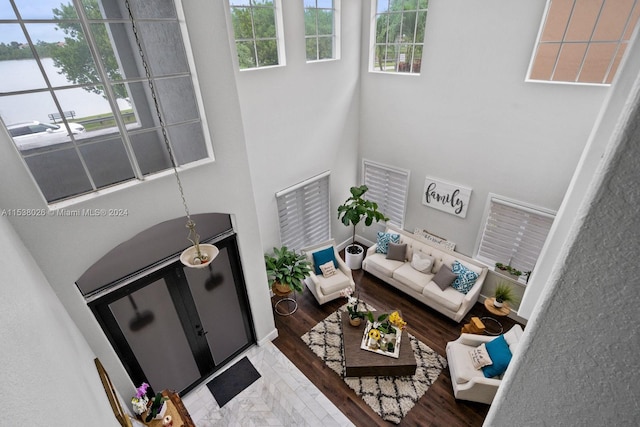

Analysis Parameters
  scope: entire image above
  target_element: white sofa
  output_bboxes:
[362,225,487,322]
[446,324,524,404]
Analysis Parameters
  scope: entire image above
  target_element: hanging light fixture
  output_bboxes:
[125,0,218,268]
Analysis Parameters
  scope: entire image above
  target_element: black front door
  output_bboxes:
[91,235,254,395]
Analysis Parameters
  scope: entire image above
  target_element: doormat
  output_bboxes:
[301,307,447,424]
[206,356,261,408]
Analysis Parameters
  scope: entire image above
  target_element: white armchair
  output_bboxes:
[446,324,523,404]
[301,239,355,305]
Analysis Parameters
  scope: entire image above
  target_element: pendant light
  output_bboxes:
[125,0,218,268]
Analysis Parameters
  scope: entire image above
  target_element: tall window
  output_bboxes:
[303,0,339,62]
[528,0,640,84]
[362,160,409,228]
[0,0,209,204]
[475,195,556,279]
[229,0,284,70]
[371,0,428,74]
[276,172,330,251]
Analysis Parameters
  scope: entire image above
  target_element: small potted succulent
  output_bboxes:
[495,262,523,280]
[493,282,520,308]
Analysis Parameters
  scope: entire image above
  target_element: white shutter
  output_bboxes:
[363,160,410,228]
[276,172,331,251]
[476,197,555,274]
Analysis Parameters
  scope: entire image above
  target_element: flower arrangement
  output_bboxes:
[131,382,150,415]
[340,287,365,320]
[364,310,407,353]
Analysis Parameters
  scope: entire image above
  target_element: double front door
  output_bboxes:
[91,236,254,395]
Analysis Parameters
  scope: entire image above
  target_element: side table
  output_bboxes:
[272,286,297,316]
[482,298,510,336]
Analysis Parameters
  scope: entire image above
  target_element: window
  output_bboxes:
[276,171,330,251]
[229,0,284,70]
[371,0,428,74]
[475,195,556,279]
[0,0,209,204]
[362,160,409,228]
[528,0,640,84]
[303,0,339,62]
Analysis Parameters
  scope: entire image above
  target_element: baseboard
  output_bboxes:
[336,234,375,252]
[258,328,279,345]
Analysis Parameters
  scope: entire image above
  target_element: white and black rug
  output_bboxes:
[301,307,447,424]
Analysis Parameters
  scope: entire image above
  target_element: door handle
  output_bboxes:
[196,325,208,336]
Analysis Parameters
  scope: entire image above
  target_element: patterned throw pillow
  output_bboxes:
[451,260,479,294]
[319,261,336,278]
[376,232,400,254]
[469,343,493,370]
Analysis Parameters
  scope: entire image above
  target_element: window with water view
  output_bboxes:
[0,0,209,203]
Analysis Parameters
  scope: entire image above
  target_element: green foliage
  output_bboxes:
[337,185,389,246]
[303,8,334,60]
[495,262,523,277]
[144,393,168,423]
[494,282,520,304]
[50,0,126,99]
[231,3,279,69]
[264,246,312,293]
[365,311,394,334]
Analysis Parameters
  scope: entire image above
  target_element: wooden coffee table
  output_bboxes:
[341,312,417,377]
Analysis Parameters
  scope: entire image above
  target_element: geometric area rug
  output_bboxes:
[301,307,447,424]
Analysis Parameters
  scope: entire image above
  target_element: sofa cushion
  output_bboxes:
[448,341,487,384]
[386,242,407,261]
[469,343,493,370]
[312,247,337,275]
[319,261,336,278]
[318,269,352,295]
[422,282,465,312]
[410,252,434,273]
[432,265,458,290]
[376,232,400,254]
[482,335,513,378]
[364,252,404,277]
[392,263,433,293]
[451,261,479,294]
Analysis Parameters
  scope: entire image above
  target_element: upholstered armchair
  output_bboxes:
[446,324,523,404]
[301,239,355,305]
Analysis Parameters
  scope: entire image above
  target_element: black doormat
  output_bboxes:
[206,356,261,408]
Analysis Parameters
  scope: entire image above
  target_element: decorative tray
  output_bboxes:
[360,321,402,358]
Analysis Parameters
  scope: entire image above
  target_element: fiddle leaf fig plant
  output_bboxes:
[337,185,389,252]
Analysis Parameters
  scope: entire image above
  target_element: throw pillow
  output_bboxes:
[319,261,336,278]
[482,334,513,378]
[376,232,400,254]
[411,252,435,273]
[312,247,337,275]
[451,261,479,294]
[469,343,493,370]
[432,265,457,290]
[386,242,407,261]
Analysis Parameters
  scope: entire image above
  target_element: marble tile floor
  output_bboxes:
[182,341,354,427]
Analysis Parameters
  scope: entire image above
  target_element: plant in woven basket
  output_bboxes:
[264,246,312,293]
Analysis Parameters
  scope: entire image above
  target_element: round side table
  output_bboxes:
[272,286,297,316]
[482,298,510,335]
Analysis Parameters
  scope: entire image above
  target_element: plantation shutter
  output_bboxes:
[362,160,410,228]
[276,171,331,251]
[477,197,555,274]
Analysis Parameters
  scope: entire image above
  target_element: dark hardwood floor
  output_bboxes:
[271,251,521,427]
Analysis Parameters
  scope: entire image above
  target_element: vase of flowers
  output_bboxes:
[131,383,150,416]
[340,287,364,326]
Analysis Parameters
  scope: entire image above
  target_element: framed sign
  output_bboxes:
[422,177,472,218]
[413,228,456,251]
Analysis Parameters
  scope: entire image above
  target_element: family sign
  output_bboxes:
[422,177,472,218]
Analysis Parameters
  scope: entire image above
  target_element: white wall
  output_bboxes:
[0,0,274,399]
[0,216,116,426]
[486,28,640,424]
[234,0,363,251]
[358,0,608,258]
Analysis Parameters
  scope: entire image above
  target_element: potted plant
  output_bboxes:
[145,392,168,422]
[493,282,520,308]
[337,185,389,269]
[264,246,312,295]
[495,262,523,280]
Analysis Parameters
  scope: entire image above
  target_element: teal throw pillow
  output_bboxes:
[451,261,479,294]
[482,334,513,378]
[376,232,400,254]
[312,247,337,275]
